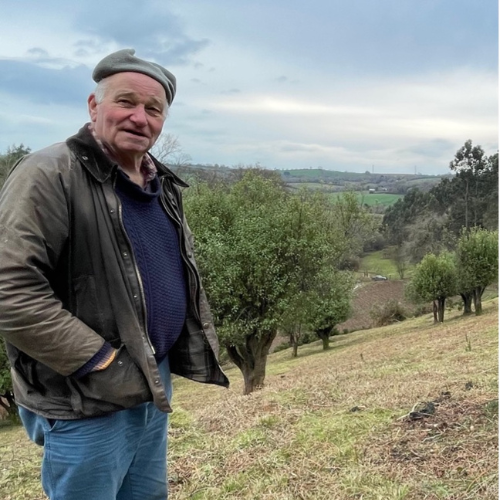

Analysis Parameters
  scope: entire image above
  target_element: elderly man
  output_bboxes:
[0,49,228,500]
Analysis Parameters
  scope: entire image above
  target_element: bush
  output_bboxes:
[363,233,386,252]
[338,256,360,271]
[370,299,408,327]
[413,303,434,317]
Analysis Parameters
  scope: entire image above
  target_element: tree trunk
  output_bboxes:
[315,326,333,350]
[460,292,473,315]
[0,392,19,423]
[225,329,277,395]
[437,297,445,322]
[473,286,485,315]
[432,300,438,323]
[290,325,301,358]
[465,178,469,230]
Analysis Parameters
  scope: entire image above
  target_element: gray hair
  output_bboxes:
[93,80,109,104]
[92,78,169,117]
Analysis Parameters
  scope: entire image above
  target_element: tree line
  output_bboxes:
[383,140,498,263]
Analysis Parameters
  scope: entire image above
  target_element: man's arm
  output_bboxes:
[0,149,109,376]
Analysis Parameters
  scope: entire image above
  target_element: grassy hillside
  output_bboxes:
[1,301,497,499]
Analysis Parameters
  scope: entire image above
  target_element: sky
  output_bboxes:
[0,0,497,174]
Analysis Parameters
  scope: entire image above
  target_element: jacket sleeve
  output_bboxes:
[0,149,106,376]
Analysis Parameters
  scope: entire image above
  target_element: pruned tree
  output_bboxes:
[456,228,498,315]
[304,268,353,350]
[276,189,353,355]
[184,172,354,393]
[184,172,296,393]
[409,252,457,323]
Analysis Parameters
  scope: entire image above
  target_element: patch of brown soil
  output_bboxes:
[338,279,413,332]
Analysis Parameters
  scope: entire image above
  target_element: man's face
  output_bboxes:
[88,72,167,158]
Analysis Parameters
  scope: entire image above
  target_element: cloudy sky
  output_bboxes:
[0,1,497,174]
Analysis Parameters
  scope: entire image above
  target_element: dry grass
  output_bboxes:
[0,423,45,499]
[0,300,497,499]
[169,300,498,499]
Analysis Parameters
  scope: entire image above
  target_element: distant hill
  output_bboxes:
[170,164,446,200]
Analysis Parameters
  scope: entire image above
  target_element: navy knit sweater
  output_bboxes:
[115,171,187,360]
[72,171,188,377]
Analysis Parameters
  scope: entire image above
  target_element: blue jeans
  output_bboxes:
[19,358,172,500]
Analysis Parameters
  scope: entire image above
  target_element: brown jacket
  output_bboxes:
[0,125,228,419]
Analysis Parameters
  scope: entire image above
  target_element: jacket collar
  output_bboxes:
[66,124,189,188]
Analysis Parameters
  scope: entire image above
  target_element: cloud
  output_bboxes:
[72,2,210,66]
[220,88,241,95]
[0,58,92,106]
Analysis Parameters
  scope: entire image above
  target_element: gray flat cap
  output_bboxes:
[92,49,176,105]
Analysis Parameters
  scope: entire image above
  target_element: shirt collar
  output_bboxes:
[88,124,157,184]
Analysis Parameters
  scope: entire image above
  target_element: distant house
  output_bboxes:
[368,188,375,194]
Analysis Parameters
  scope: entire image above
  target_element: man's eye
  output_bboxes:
[118,99,133,105]
[148,107,162,115]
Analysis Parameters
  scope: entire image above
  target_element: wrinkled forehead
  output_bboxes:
[104,72,168,102]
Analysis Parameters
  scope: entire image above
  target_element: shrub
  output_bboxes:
[370,299,408,327]
[338,256,360,271]
[363,233,386,252]
[413,303,434,317]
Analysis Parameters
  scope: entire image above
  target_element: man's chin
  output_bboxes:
[118,139,151,155]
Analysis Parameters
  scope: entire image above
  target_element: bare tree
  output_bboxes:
[152,133,192,173]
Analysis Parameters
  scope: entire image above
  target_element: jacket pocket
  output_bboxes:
[72,275,105,335]
[71,346,151,410]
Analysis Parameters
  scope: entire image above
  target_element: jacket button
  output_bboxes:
[154,379,160,385]
[118,361,123,366]
[187,252,193,258]
[110,209,115,214]
[123,252,128,257]
[203,322,210,329]
[82,156,88,160]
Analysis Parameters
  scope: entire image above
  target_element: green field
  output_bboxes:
[329,192,402,207]
[360,249,415,278]
[287,182,403,208]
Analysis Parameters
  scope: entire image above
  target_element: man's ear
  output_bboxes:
[88,94,98,122]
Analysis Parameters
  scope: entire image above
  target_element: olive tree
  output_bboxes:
[184,172,296,393]
[456,228,498,315]
[279,190,353,353]
[304,267,354,350]
[184,172,353,393]
[409,252,457,323]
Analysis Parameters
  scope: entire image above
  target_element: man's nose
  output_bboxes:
[130,106,148,126]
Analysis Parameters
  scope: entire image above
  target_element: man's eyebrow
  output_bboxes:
[114,91,164,107]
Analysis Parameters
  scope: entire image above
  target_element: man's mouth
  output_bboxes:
[124,129,147,138]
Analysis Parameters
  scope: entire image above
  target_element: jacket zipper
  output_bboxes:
[159,177,202,323]
[113,182,156,355]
